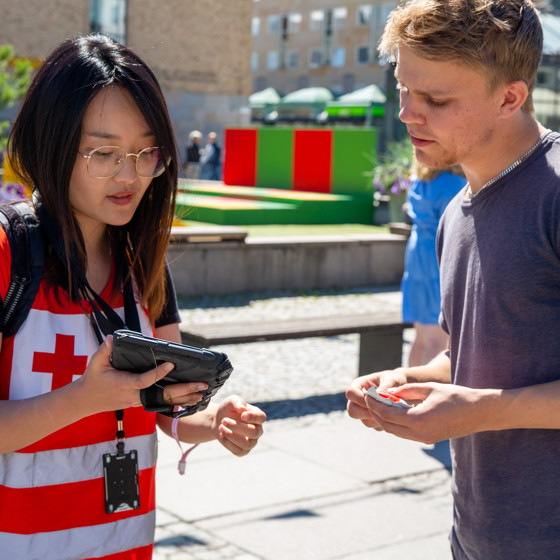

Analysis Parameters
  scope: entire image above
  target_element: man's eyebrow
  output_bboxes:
[394,70,452,97]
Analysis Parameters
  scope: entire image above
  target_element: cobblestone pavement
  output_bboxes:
[176,285,405,413]
[152,285,451,560]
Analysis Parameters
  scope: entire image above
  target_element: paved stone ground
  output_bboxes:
[152,285,451,560]
[153,466,453,560]
[176,285,405,413]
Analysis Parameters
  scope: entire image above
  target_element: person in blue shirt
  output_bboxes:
[401,161,466,365]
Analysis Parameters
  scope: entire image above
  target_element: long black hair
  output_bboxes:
[8,33,178,320]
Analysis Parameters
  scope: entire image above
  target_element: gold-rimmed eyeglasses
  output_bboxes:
[78,145,171,179]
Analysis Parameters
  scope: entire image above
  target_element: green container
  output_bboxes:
[256,128,293,189]
[331,128,377,194]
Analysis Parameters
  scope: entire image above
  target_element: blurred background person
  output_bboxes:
[183,130,202,179]
[200,131,222,181]
[402,161,467,366]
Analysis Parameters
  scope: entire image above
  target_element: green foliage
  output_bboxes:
[0,44,33,150]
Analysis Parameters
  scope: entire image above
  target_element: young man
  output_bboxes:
[346,2,560,559]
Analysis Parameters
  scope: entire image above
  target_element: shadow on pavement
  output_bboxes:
[253,392,347,420]
[423,440,452,472]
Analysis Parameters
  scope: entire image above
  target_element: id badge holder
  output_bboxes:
[103,410,140,514]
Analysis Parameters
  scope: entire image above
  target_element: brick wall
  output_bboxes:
[0,0,253,151]
[127,0,252,96]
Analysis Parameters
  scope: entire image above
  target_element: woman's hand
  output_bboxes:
[212,396,266,456]
[74,336,201,415]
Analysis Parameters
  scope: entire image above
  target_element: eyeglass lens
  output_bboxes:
[88,146,167,178]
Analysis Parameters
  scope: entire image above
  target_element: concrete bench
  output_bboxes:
[179,311,412,376]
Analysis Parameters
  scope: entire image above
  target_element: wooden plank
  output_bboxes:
[170,226,247,243]
[180,312,412,346]
[389,223,411,238]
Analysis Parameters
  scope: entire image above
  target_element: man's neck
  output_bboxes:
[464,118,545,195]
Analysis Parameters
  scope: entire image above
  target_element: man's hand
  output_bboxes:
[362,382,500,444]
[346,369,408,429]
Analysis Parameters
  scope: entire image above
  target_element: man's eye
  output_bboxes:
[427,98,449,108]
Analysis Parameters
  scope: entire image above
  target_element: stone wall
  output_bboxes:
[167,234,407,296]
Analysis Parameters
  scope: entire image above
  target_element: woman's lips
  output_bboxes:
[108,192,134,205]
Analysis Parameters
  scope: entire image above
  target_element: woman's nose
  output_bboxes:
[113,154,138,183]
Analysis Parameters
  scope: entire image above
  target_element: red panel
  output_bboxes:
[292,130,332,193]
[223,128,258,186]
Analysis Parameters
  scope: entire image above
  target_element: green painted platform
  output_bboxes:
[175,193,297,225]
[177,180,374,225]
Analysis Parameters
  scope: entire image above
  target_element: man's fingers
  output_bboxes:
[388,383,431,402]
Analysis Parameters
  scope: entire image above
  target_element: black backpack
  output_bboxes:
[0,201,45,338]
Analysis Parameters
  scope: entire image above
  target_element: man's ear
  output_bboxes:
[498,80,529,118]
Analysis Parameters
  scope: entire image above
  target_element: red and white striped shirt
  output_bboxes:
[0,227,158,560]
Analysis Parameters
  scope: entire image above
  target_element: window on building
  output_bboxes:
[251,52,259,72]
[285,50,299,69]
[309,49,323,68]
[297,75,309,89]
[357,5,372,26]
[254,77,267,91]
[537,68,557,88]
[332,47,346,67]
[333,7,348,28]
[355,3,397,63]
[252,17,260,37]
[310,10,324,31]
[90,0,126,44]
[267,51,280,70]
[370,3,397,54]
[288,13,302,33]
[356,46,370,65]
[268,15,281,34]
[342,73,356,93]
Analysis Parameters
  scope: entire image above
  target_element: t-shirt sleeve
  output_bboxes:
[154,260,180,328]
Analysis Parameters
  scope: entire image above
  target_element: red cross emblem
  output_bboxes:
[32,334,88,391]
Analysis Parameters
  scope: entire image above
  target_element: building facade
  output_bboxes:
[252,0,560,131]
[0,0,254,162]
[251,1,398,96]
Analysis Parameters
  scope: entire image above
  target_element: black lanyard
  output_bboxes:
[35,196,141,452]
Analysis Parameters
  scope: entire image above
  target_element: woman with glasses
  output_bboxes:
[0,33,266,560]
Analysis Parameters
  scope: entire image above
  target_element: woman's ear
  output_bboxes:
[498,80,529,119]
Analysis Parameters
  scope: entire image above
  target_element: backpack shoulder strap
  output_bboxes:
[0,201,45,338]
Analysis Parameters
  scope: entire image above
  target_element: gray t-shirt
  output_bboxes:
[437,131,560,560]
